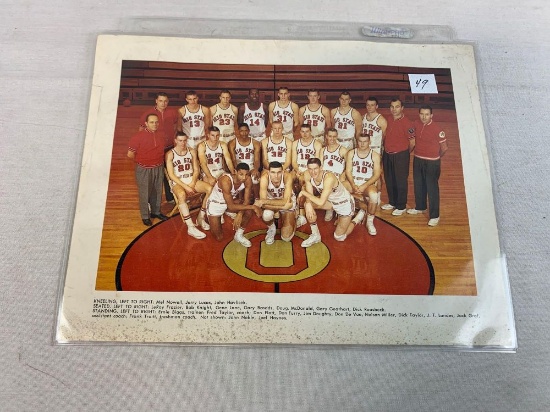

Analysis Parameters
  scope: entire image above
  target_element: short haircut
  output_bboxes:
[366,96,378,105]
[419,105,433,114]
[220,89,231,96]
[156,92,169,99]
[185,90,198,97]
[307,157,322,167]
[278,86,289,92]
[300,123,312,131]
[390,97,404,106]
[236,162,250,171]
[176,131,188,137]
[208,126,221,133]
[325,127,338,134]
[359,132,371,139]
[238,122,250,129]
[269,161,283,169]
[145,113,159,122]
[271,120,283,127]
[249,88,259,94]
[308,89,320,94]
[340,91,351,97]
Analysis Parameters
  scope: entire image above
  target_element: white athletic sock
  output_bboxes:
[311,223,320,237]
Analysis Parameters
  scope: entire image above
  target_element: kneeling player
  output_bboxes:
[298,158,358,247]
[165,132,212,239]
[254,161,298,245]
[206,163,262,247]
[345,133,382,235]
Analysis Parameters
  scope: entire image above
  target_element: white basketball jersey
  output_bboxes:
[243,103,266,141]
[171,149,194,184]
[295,139,317,173]
[322,145,346,178]
[351,149,374,186]
[267,175,286,200]
[234,138,255,169]
[311,172,351,206]
[204,142,225,179]
[362,113,383,153]
[181,105,206,148]
[266,137,289,165]
[333,107,356,149]
[210,173,244,204]
[272,101,295,135]
[212,104,236,143]
[302,105,327,138]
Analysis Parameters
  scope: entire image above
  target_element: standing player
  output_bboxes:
[138,92,179,203]
[299,89,332,145]
[228,123,261,200]
[238,88,268,142]
[407,106,448,226]
[206,163,262,247]
[381,98,415,216]
[254,161,299,244]
[197,126,235,186]
[210,90,238,143]
[331,91,363,150]
[298,158,358,247]
[269,87,299,141]
[261,121,292,171]
[320,127,350,221]
[127,114,169,226]
[178,90,211,150]
[165,132,212,239]
[361,96,387,205]
[345,133,382,235]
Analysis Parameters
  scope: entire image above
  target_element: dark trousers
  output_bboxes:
[163,147,174,202]
[135,165,163,219]
[383,149,410,210]
[413,157,441,219]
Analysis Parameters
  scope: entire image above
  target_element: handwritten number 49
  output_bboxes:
[415,79,429,90]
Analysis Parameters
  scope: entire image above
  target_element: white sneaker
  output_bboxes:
[296,215,307,228]
[197,215,210,231]
[392,208,406,216]
[428,217,440,227]
[187,225,206,239]
[225,211,237,219]
[352,209,366,225]
[406,208,425,215]
[265,225,276,245]
[381,203,395,210]
[366,219,377,236]
[301,233,321,248]
[324,209,334,221]
[234,231,252,247]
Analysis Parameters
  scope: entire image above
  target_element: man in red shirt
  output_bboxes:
[139,92,179,203]
[381,98,415,216]
[128,114,169,226]
[406,106,448,226]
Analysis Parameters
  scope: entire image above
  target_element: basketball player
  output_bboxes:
[299,89,332,145]
[345,133,382,235]
[407,106,448,226]
[381,98,415,216]
[210,90,238,143]
[165,132,212,239]
[238,88,268,142]
[127,114,169,226]
[206,163,262,247]
[361,96,387,205]
[320,127,350,221]
[139,92,179,203]
[268,87,299,141]
[228,123,261,200]
[178,90,211,150]
[261,121,292,171]
[291,123,323,184]
[197,126,235,186]
[298,158,358,247]
[254,161,299,244]
[331,91,363,150]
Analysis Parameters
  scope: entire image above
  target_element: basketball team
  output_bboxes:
[127,87,448,248]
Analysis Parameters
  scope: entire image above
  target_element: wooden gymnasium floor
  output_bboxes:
[95,105,476,295]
